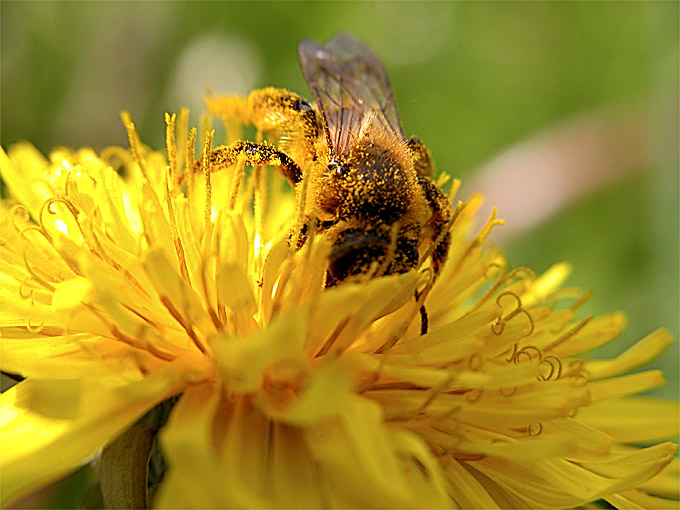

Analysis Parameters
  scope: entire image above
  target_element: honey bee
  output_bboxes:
[193,34,452,332]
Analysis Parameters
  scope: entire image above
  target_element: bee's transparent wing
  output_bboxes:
[298,34,404,157]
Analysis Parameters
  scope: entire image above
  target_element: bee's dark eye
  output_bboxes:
[292,98,313,111]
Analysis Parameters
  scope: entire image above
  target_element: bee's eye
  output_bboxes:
[292,98,313,111]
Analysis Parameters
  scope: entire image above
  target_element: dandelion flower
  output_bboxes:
[1,111,677,509]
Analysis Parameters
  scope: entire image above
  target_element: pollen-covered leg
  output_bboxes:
[188,140,302,186]
[417,176,452,279]
[407,136,435,178]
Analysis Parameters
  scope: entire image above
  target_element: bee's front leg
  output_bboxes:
[185,140,302,186]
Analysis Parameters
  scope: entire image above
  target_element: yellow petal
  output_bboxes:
[211,311,309,394]
[451,380,590,429]
[1,144,52,220]
[168,194,202,286]
[94,162,140,252]
[215,262,258,334]
[578,442,678,496]
[306,271,423,356]
[547,312,627,357]
[637,457,679,500]
[585,329,672,380]
[51,276,92,309]
[470,441,676,509]
[389,302,500,360]
[156,383,269,508]
[139,180,178,269]
[0,285,109,337]
[268,358,353,425]
[144,247,215,341]
[540,418,614,461]
[444,460,502,509]
[578,397,680,443]
[588,370,665,402]
[305,396,451,508]
[521,262,572,308]
[0,333,134,378]
[0,362,187,506]
[264,421,327,508]
[388,427,453,506]
[606,489,680,510]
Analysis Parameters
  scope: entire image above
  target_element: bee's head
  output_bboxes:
[326,226,419,285]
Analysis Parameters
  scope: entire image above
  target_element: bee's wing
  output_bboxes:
[298,34,404,157]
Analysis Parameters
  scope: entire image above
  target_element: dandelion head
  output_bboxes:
[0,110,677,509]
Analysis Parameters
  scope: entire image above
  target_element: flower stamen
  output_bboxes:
[498,385,518,397]
[159,295,208,355]
[121,111,148,178]
[18,279,35,299]
[538,355,562,381]
[465,387,484,403]
[315,316,350,357]
[527,422,543,436]
[184,127,197,187]
[165,113,178,176]
[21,249,58,292]
[26,315,45,333]
[545,315,592,352]
[9,204,31,230]
[198,255,225,331]
[202,129,216,229]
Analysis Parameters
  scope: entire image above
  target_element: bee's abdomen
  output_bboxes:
[327,227,419,284]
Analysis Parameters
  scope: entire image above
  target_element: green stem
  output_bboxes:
[99,425,156,509]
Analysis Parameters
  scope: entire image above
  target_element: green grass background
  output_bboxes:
[1,2,678,506]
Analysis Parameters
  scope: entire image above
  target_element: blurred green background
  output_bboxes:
[1,2,678,505]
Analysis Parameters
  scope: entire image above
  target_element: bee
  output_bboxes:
[193,34,452,332]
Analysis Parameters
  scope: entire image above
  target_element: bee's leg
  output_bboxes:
[416,176,453,335]
[407,136,435,178]
[185,140,302,186]
[417,176,453,280]
[415,292,429,336]
[408,139,450,335]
